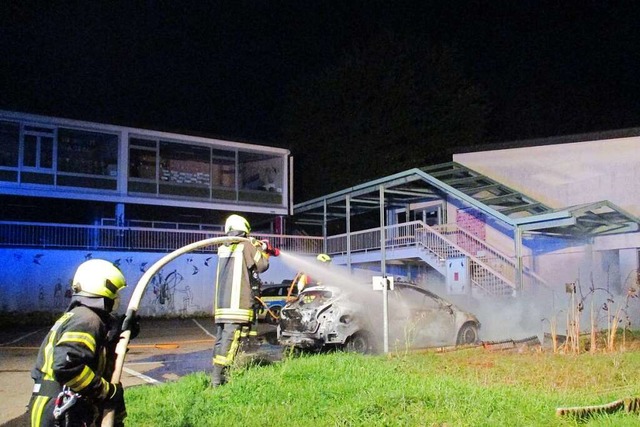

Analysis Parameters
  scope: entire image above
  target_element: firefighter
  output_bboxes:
[294,253,332,293]
[211,214,271,387]
[28,259,136,427]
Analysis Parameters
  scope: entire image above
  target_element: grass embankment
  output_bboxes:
[126,346,640,427]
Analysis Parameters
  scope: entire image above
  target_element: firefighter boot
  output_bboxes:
[211,365,226,387]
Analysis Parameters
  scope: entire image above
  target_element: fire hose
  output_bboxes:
[102,236,251,427]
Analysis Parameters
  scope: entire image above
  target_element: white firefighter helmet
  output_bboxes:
[72,259,126,300]
[225,214,251,235]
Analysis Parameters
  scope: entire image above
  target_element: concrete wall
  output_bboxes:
[0,249,299,316]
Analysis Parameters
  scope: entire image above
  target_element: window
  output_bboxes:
[126,136,286,206]
[0,121,19,182]
[56,128,118,190]
[159,141,211,199]
[0,121,19,168]
[57,128,118,176]
[238,151,283,204]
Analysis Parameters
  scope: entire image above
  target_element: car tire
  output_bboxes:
[456,322,479,345]
[267,306,281,324]
[344,332,374,354]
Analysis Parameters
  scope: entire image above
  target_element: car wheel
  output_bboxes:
[344,332,374,354]
[267,306,281,324]
[456,322,479,345]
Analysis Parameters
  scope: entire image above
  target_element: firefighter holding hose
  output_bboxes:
[28,259,138,427]
[211,214,277,387]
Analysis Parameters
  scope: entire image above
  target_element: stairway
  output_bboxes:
[328,220,545,297]
[414,223,517,297]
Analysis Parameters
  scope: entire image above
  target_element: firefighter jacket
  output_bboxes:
[214,238,269,323]
[30,301,119,402]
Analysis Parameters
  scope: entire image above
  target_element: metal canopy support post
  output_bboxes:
[514,225,523,293]
[322,198,328,254]
[115,203,125,227]
[379,186,389,353]
[346,195,352,271]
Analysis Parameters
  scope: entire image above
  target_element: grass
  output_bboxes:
[125,344,640,427]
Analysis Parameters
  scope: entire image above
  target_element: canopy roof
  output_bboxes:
[293,162,640,237]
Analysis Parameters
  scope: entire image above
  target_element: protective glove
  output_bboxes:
[103,382,124,410]
[122,314,141,340]
[260,240,280,256]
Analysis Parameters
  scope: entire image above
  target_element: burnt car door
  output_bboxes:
[391,286,457,347]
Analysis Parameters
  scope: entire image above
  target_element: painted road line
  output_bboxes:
[192,319,215,338]
[0,328,46,347]
[123,366,162,384]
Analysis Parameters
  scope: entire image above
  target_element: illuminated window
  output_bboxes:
[57,128,118,175]
[238,151,283,204]
[56,128,118,190]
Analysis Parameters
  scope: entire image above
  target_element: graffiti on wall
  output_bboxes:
[0,248,295,315]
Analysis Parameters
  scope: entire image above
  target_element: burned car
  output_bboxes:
[278,281,480,353]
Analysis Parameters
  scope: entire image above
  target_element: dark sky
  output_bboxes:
[2,1,640,144]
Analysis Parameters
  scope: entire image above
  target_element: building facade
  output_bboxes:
[0,110,292,228]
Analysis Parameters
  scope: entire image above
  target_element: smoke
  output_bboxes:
[276,250,640,345]
[277,251,375,293]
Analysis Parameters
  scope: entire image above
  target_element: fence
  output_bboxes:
[0,221,323,254]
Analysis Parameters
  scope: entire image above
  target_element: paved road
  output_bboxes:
[0,318,280,426]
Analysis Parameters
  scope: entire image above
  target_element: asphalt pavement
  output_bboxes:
[0,318,281,426]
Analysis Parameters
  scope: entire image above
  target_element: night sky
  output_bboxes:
[2,1,640,197]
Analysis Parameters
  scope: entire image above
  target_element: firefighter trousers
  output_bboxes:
[211,323,253,387]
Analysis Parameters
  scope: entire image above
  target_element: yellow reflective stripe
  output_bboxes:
[215,308,253,322]
[253,250,263,264]
[213,355,230,366]
[226,329,242,363]
[66,365,95,391]
[42,312,74,380]
[31,395,49,427]
[57,332,96,353]
[230,247,244,308]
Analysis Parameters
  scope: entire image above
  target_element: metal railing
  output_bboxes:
[0,219,542,296]
[327,220,517,296]
[432,223,549,289]
[326,221,424,254]
[415,225,516,296]
[0,221,323,254]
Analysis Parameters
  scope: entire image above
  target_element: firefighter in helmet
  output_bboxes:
[28,259,137,427]
[212,214,271,387]
[294,253,332,294]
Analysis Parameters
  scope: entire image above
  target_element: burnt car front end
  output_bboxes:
[278,285,365,351]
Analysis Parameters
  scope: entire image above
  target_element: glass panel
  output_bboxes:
[23,135,37,167]
[41,136,53,168]
[24,126,54,133]
[57,128,118,176]
[21,171,54,185]
[238,151,283,192]
[128,180,157,194]
[159,141,210,187]
[238,151,284,204]
[129,147,157,179]
[211,159,235,189]
[57,175,117,190]
[130,137,157,148]
[0,121,19,167]
[0,170,17,182]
